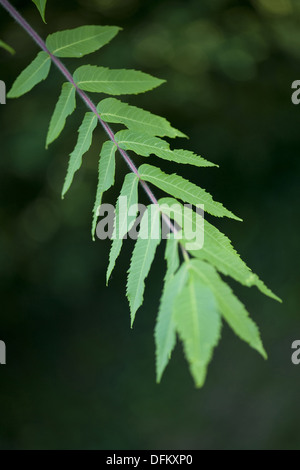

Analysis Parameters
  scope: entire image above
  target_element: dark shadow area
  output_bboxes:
[0,0,299,449]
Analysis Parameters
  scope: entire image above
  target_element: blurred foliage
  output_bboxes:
[0,0,299,449]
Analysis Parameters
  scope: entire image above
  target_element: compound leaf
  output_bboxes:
[6,19,281,389]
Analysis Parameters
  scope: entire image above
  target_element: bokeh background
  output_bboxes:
[0,0,299,450]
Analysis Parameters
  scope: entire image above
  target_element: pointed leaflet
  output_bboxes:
[46,25,120,58]
[174,269,222,388]
[164,236,180,283]
[189,223,281,302]
[106,173,139,282]
[155,261,188,383]
[115,131,215,167]
[7,51,51,98]
[62,112,98,197]
[127,205,161,326]
[46,82,76,148]
[92,141,117,239]
[97,98,186,138]
[0,39,15,55]
[159,198,280,301]
[189,259,267,358]
[32,0,47,23]
[139,164,241,220]
[74,65,165,95]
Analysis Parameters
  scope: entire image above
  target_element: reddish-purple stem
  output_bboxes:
[0,0,180,236]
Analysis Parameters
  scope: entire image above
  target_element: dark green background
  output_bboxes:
[0,0,299,449]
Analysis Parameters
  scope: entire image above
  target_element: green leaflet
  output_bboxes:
[7,51,51,98]
[74,65,165,95]
[155,261,188,383]
[0,39,15,55]
[189,259,267,359]
[115,130,215,167]
[32,0,47,23]
[46,25,120,58]
[127,205,161,326]
[97,97,186,138]
[92,141,117,239]
[46,82,76,148]
[106,173,139,283]
[189,231,280,302]
[62,112,98,197]
[174,269,222,388]
[164,236,180,283]
[7,18,281,388]
[159,198,280,302]
[139,164,241,220]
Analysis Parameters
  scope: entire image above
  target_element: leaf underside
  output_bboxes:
[97,97,186,138]
[106,172,139,283]
[74,65,165,95]
[116,130,215,167]
[92,140,117,239]
[189,259,267,359]
[46,82,76,148]
[174,270,222,388]
[7,21,281,389]
[159,198,280,301]
[139,164,241,220]
[62,112,98,197]
[46,25,121,58]
[32,0,47,23]
[155,263,188,383]
[7,51,51,98]
[127,205,162,326]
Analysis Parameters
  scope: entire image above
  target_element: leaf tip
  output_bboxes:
[6,90,15,99]
[263,351,268,360]
[256,344,268,360]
